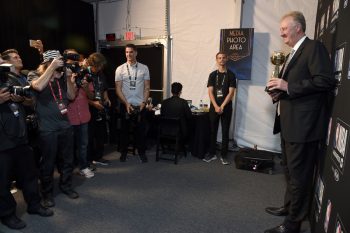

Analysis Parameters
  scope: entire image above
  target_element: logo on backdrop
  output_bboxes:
[220,28,254,80]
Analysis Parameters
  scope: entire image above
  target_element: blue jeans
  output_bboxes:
[73,123,89,170]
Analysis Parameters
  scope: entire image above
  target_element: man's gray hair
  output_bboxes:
[282,11,306,32]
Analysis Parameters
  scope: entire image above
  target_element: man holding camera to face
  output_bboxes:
[85,52,112,166]
[28,50,79,207]
[115,44,150,163]
[64,49,96,178]
[0,55,53,230]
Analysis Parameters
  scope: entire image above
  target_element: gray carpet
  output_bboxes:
[0,146,311,233]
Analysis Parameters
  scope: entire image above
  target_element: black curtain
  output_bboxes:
[0,0,95,70]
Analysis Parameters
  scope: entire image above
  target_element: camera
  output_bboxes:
[75,68,95,88]
[8,85,31,97]
[130,105,141,115]
[63,53,80,62]
[96,103,110,122]
[0,70,31,98]
[0,64,12,73]
[60,52,95,88]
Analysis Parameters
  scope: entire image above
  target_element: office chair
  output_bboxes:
[155,117,187,164]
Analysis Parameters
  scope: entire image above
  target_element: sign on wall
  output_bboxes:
[220,28,254,80]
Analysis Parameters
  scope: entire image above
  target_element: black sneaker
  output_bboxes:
[139,155,148,163]
[1,214,26,230]
[41,195,55,208]
[93,158,111,166]
[120,153,127,162]
[61,189,79,199]
[28,205,54,217]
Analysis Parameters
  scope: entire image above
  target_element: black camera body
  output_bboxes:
[0,64,12,73]
[8,85,31,97]
[63,53,80,62]
[60,52,95,88]
[0,70,31,98]
[130,105,141,115]
[75,68,95,88]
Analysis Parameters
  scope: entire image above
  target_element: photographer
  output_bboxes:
[65,49,95,178]
[2,48,42,165]
[0,56,53,230]
[28,50,79,208]
[84,52,111,166]
[1,49,34,107]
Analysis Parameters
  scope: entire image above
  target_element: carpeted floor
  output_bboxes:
[0,145,311,233]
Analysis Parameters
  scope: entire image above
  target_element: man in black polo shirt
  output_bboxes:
[203,52,236,165]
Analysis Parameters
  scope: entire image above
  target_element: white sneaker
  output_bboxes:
[80,168,95,178]
[220,158,230,165]
[203,155,217,163]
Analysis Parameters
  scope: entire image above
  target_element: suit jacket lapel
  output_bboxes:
[283,37,309,80]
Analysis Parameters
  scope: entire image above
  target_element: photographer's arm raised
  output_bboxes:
[81,81,94,100]
[31,58,63,91]
[65,68,77,100]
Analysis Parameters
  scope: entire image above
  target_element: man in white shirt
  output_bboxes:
[115,44,150,163]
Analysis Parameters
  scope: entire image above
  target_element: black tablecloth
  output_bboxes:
[147,111,210,159]
[189,112,210,159]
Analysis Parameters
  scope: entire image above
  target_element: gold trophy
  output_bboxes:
[265,51,286,93]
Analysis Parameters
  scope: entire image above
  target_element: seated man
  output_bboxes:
[160,82,192,140]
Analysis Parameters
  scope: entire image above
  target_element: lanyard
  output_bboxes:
[48,80,63,102]
[215,70,226,88]
[126,63,138,81]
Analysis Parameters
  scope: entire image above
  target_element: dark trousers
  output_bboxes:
[73,123,89,169]
[39,128,74,196]
[208,105,232,158]
[120,105,147,156]
[0,145,41,217]
[281,138,319,229]
[88,118,107,162]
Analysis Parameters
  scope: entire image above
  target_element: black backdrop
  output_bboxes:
[311,1,350,233]
[0,0,95,70]
[100,45,164,105]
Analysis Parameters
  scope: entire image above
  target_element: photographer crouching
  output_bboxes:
[0,56,53,230]
[28,50,79,208]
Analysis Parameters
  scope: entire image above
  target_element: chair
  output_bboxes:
[156,117,187,164]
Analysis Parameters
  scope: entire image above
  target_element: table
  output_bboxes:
[189,112,210,159]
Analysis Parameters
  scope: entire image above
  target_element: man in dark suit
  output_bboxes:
[160,82,192,140]
[265,11,336,233]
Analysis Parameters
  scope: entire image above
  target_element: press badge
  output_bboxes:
[216,89,223,98]
[57,101,68,115]
[130,80,136,90]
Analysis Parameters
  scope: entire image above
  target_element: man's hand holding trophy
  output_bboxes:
[265,51,287,102]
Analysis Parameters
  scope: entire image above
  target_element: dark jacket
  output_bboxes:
[160,96,192,137]
[274,38,336,142]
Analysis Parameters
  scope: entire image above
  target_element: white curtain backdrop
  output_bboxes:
[95,0,318,152]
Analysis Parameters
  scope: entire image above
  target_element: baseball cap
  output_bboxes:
[42,50,61,64]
